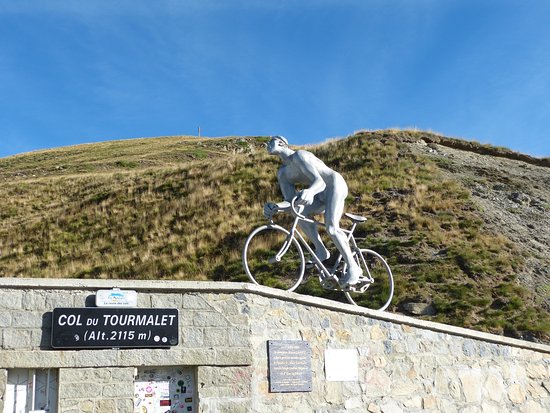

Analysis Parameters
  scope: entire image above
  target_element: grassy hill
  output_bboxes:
[1,131,549,342]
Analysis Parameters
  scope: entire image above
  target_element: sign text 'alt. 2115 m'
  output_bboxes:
[51,308,179,349]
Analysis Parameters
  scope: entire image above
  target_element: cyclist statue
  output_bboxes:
[263,135,362,287]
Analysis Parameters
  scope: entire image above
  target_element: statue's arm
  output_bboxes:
[277,167,297,202]
[294,151,326,204]
[263,167,295,218]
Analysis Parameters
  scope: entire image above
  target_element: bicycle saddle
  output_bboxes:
[345,212,367,223]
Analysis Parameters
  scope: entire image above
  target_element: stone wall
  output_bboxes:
[59,367,134,413]
[246,295,550,413]
[0,278,549,413]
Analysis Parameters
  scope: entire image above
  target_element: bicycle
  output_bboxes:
[242,196,394,311]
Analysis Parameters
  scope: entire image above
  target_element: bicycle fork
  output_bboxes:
[268,236,293,264]
[268,219,299,264]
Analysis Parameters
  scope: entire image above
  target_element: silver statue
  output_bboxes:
[264,135,362,287]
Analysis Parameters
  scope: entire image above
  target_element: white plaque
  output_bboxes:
[96,289,138,307]
[325,349,359,381]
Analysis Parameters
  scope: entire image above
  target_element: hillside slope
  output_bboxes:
[0,131,548,342]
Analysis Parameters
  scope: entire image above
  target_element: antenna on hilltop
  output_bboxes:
[198,126,201,138]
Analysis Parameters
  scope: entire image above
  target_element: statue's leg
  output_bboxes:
[324,178,362,285]
[299,202,330,261]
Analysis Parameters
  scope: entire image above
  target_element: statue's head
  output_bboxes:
[267,135,288,154]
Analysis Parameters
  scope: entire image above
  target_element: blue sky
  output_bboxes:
[1,0,550,158]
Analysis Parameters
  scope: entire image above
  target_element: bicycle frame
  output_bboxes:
[270,203,366,284]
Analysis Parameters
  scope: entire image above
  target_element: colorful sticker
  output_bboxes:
[134,368,194,413]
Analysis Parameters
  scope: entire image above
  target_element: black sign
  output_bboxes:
[268,340,312,392]
[51,308,179,349]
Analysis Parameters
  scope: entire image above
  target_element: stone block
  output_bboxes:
[203,327,229,347]
[211,297,243,317]
[527,363,547,379]
[117,348,181,366]
[96,399,117,413]
[0,313,11,327]
[102,382,133,397]
[367,402,381,413]
[403,396,422,409]
[201,399,249,413]
[391,379,417,396]
[379,399,404,413]
[365,369,391,397]
[110,367,134,381]
[215,347,252,365]
[182,327,204,347]
[462,339,477,357]
[459,369,482,403]
[507,383,526,404]
[136,293,152,307]
[116,398,134,413]
[519,400,548,413]
[344,397,363,409]
[183,293,212,310]
[484,371,505,402]
[73,350,118,367]
[3,328,32,349]
[179,347,217,365]
[12,311,43,328]
[59,382,102,399]
[151,293,182,308]
[422,395,437,409]
[193,311,230,327]
[370,324,386,340]
[45,292,74,309]
[61,367,110,382]
[527,381,548,398]
[227,327,250,347]
[0,291,22,309]
[78,400,94,412]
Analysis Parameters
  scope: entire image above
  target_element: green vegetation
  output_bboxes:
[0,131,548,342]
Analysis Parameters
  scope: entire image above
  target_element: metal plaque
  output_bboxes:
[268,340,312,392]
[51,308,178,349]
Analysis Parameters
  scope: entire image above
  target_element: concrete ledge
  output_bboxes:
[0,347,252,369]
[2,278,549,354]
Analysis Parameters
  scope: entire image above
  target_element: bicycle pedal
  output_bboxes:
[341,283,359,292]
[358,276,373,284]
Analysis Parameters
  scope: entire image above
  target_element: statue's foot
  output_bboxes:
[306,250,330,268]
[315,249,330,262]
[339,264,362,288]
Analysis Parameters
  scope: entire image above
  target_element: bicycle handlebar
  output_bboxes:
[290,196,315,223]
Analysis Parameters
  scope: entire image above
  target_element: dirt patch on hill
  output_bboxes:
[407,139,550,312]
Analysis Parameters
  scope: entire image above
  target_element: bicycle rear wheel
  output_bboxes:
[345,249,394,311]
[242,224,305,292]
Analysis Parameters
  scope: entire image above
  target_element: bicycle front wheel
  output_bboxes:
[242,225,305,292]
[345,249,394,311]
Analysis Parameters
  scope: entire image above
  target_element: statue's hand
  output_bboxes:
[263,202,278,219]
[298,189,315,206]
